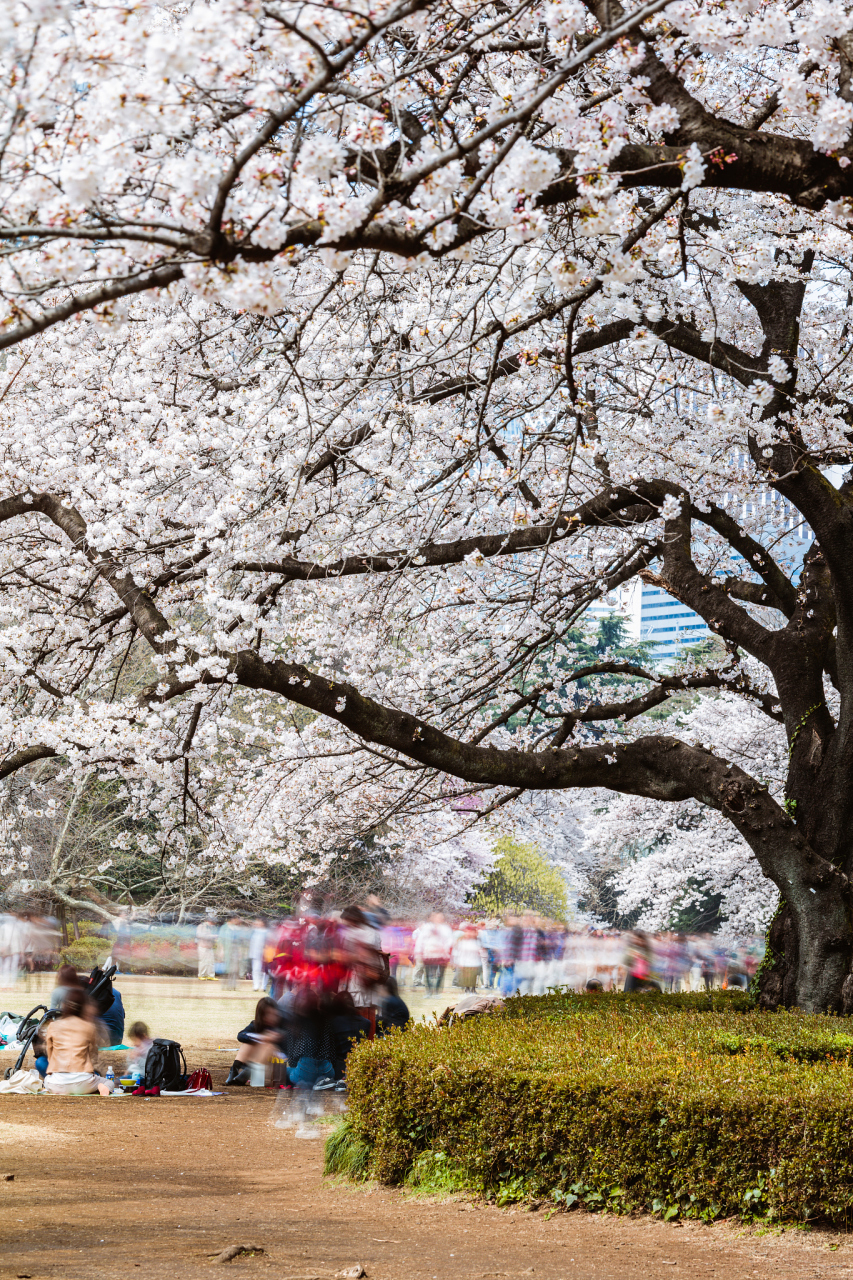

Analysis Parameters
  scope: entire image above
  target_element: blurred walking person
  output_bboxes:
[622,929,654,992]
[0,912,22,989]
[452,923,484,993]
[700,937,716,992]
[477,919,502,989]
[112,907,133,974]
[249,918,269,991]
[513,915,539,996]
[416,912,453,996]
[220,915,247,989]
[196,915,217,981]
[409,920,426,989]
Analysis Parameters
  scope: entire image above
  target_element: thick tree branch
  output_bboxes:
[0,265,184,353]
[559,661,783,724]
[0,493,174,652]
[0,744,57,779]
[656,509,777,662]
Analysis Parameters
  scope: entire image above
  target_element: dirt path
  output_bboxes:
[0,1088,852,1280]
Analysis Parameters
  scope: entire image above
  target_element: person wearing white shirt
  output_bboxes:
[414,912,454,996]
[0,913,22,989]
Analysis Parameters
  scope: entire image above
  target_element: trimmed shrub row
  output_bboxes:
[498,988,756,1018]
[339,993,853,1225]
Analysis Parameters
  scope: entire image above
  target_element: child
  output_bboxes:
[126,1021,153,1079]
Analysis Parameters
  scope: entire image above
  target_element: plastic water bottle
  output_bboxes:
[105,1066,114,1092]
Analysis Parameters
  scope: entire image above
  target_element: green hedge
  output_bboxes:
[499,988,756,1018]
[338,993,853,1225]
[59,939,111,969]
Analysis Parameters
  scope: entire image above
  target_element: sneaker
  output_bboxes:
[334,1079,347,1093]
[312,1076,335,1091]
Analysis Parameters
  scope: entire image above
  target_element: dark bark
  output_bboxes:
[0,744,57,778]
[758,902,798,1011]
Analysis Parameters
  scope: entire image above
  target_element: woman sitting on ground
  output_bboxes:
[226,996,286,1086]
[42,990,111,1095]
[283,987,336,1089]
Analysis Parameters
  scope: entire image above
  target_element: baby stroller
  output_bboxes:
[3,964,117,1080]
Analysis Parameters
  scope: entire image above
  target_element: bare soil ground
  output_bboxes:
[0,1083,852,1280]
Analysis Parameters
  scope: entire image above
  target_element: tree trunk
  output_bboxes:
[57,902,68,948]
[758,892,853,1013]
[757,902,798,1010]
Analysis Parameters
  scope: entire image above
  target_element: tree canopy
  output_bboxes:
[470,836,569,919]
[1,0,853,1005]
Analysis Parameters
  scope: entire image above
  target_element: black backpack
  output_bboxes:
[143,1038,187,1091]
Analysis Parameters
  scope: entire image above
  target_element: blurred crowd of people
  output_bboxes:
[192,905,760,999]
[0,901,759,1100]
[215,901,411,1090]
[0,902,761,999]
[383,915,760,996]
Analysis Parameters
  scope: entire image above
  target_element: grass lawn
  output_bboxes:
[2,972,460,1052]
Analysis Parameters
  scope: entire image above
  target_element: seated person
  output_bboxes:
[126,1021,153,1078]
[42,990,111,1095]
[282,990,336,1089]
[82,967,125,1046]
[330,991,370,1081]
[98,988,125,1047]
[226,996,286,1085]
[49,963,84,1010]
[376,977,410,1035]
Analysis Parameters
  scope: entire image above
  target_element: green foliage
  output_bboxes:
[469,837,567,920]
[60,937,111,968]
[405,1149,473,1196]
[501,989,755,1017]
[562,614,656,675]
[344,991,853,1225]
[712,1031,853,1063]
[59,919,114,969]
[323,1119,370,1180]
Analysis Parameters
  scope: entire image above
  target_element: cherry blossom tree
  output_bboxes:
[579,693,785,938]
[2,0,853,1007]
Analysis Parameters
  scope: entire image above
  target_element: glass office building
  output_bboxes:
[587,516,815,666]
